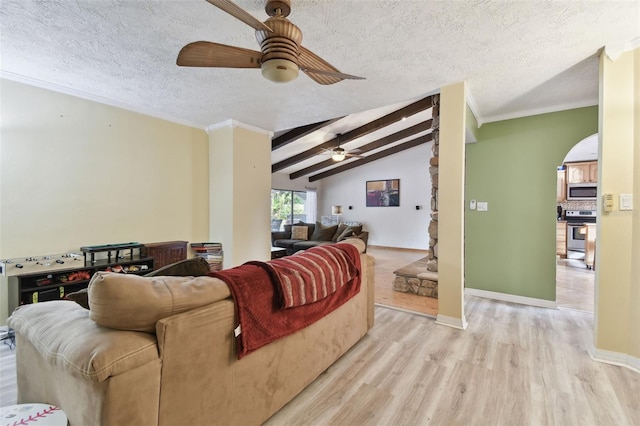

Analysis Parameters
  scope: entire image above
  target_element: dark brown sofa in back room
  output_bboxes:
[272,221,368,255]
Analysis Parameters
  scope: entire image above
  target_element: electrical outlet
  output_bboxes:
[477,202,488,212]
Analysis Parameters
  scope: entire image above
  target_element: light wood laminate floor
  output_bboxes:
[267,298,638,425]
[556,251,595,312]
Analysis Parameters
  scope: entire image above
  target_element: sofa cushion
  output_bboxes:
[332,224,348,242]
[310,221,338,241]
[292,240,332,251]
[273,239,300,249]
[65,257,214,310]
[337,225,363,241]
[291,225,309,240]
[88,272,231,333]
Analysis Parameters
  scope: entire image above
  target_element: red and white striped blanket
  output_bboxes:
[268,244,360,308]
[210,243,362,358]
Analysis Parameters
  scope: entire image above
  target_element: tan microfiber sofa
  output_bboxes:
[7,239,374,426]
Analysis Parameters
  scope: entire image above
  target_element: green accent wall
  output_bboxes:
[465,107,598,300]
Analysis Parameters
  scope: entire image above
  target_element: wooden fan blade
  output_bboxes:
[345,153,364,159]
[299,46,365,85]
[177,41,262,68]
[206,0,273,32]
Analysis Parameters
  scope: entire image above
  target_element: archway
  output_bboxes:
[556,133,597,312]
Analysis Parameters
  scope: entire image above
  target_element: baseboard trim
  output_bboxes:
[435,314,468,330]
[465,288,557,309]
[590,347,640,374]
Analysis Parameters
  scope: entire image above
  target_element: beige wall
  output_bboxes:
[595,48,639,361]
[0,79,210,324]
[436,83,466,328]
[209,123,272,267]
[633,48,640,361]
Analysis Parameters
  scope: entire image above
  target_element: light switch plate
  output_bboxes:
[620,194,633,211]
[477,202,488,212]
[469,200,476,210]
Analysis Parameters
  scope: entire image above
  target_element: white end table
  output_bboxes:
[0,403,67,426]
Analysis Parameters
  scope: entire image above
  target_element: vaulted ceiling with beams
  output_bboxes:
[1,1,638,181]
[271,95,435,181]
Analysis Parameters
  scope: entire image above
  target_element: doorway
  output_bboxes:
[556,134,597,312]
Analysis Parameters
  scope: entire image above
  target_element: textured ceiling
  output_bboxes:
[1,0,638,134]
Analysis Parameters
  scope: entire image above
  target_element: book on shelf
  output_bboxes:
[190,242,223,271]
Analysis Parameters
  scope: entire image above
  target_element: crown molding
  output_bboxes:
[0,71,204,129]
[604,36,640,61]
[206,119,273,137]
[480,99,598,125]
[465,85,482,127]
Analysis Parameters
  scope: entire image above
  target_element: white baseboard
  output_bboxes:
[435,314,468,330]
[465,288,558,309]
[590,347,640,374]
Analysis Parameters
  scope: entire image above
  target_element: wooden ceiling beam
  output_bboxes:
[271,117,342,150]
[272,95,434,172]
[308,133,433,182]
[289,119,433,180]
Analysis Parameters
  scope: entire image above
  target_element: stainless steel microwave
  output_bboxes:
[567,183,597,200]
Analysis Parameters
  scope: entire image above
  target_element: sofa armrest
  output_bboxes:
[155,300,236,426]
[8,301,162,426]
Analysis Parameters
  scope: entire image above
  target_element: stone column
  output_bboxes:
[427,95,439,272]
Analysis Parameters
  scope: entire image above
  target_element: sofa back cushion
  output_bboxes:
[283,224,293,239]
[88,272,231,333]
[310,221,338,241]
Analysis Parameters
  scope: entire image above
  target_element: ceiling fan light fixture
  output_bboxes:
[261,59,299,83]
[331,150,346,162]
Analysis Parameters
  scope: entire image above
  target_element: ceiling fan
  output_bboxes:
[321,134,364,162]
[177,0,365,85]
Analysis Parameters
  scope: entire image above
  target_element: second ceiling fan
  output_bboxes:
[321,134,364,162]
[177,0,365,85]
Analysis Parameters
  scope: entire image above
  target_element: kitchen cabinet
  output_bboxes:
[556,221,567,258]
[557,169,566,202]
[566,161,598,183]
[589,163,598,182]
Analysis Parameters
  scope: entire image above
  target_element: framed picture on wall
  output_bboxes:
[366,179,400,207]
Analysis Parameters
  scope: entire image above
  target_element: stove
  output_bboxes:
[565,210,596,252]
[565,210,597,224]
[0,253,84,277]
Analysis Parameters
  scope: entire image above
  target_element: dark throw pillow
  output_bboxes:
[66,288,90,309]
[144,257,211,277]
[310,221,338,241]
